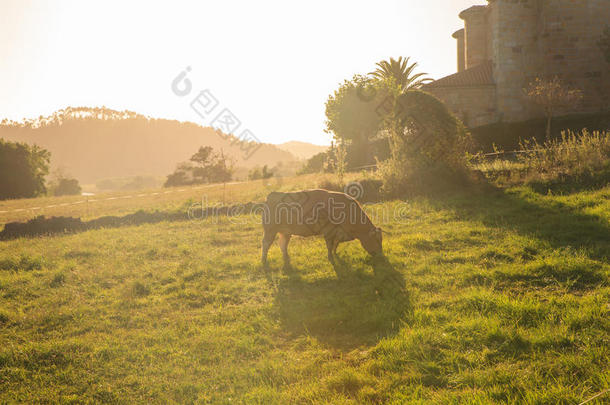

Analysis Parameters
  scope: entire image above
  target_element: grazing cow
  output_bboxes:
[261,189,382,266]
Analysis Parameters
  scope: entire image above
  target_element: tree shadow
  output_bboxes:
[435,182,610,263]
[525,168,610,195]
[274,256,412,350]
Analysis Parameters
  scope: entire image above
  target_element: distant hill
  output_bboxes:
[0,107,297,183]
[277,141,328,160]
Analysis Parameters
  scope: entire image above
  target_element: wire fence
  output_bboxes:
[350,150,535,170]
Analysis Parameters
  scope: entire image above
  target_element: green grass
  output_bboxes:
[471,130,610,193]
[0,182,608,403]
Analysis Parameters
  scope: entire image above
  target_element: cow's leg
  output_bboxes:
[278,233,292,267]
[332,239,340,256]
[261,229,277,266]
[325,236,335,264]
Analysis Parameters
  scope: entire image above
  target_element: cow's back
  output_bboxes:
[263,189,370,238]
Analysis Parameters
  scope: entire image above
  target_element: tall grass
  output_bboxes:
[473,130,610,189]
[518,129,610,181]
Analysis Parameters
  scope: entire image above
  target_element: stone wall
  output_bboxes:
[461,6,490,69]
[537,0,610,113]
[489,0,541,122]
[438,0,610,128]
[426,85,497,128]
[489,0,610,122]
[453,29,466,72]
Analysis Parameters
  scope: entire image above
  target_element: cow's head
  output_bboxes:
[359,226,383,256]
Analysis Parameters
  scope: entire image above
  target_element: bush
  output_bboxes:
[316,176,343,192]
[52,178,81,196]
[164,169,191,188]
[378,90,473,197]
[0,216,85,239]
[377,159,472,198]
[96,176,160,191]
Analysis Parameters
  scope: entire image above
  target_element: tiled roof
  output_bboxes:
[425,61,494,88]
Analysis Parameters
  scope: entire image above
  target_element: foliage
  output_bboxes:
[164,146,234,187]
[190,145,215,167]
[52,178,81,196]
[47,168,81,196]
[599,25,610,63]
[324,57,433,171]
[377,90,473,197]
[324,75,389,168]
[0,138,50,200]
[0,177,609,403]
[326,58,471,197]
[96,176,161,191]
[248,165,273,181]
[163,170,190,188]
[368,56,432,92]
[297,152,330,175]
[524,77,583,140]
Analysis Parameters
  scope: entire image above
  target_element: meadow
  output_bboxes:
[0,177,608,403]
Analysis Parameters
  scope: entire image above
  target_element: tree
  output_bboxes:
[298,151,334,175]
[248,165,273,180]
[525,77,583,141]
[190,146,214,167]
[208,149,234,183]
[325,57,435,170]
[0,138,50,200]
[325,75,389,168]
[164,146,234,187]
[261,165,272,179]
[190,146,215,183]
[369,56,432,93]
[599,25,610,63]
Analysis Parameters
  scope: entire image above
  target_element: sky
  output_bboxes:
[1,0,484,146]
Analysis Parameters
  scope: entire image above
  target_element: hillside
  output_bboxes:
[277,141,328,160]
[0,176,608,403]
[0,107,297,183]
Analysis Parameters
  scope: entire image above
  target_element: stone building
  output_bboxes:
[425,0,610,128]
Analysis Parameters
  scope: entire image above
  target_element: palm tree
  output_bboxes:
[369,56,432,92]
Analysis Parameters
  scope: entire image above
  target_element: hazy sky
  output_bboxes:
[1,0,483,145]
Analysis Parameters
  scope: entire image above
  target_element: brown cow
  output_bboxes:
[261,189,382,266]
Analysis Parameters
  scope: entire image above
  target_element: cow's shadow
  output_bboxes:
[274,256,411,350]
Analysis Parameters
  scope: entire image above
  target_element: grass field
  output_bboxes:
[0,174,346,227]
[0,178,609,403]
